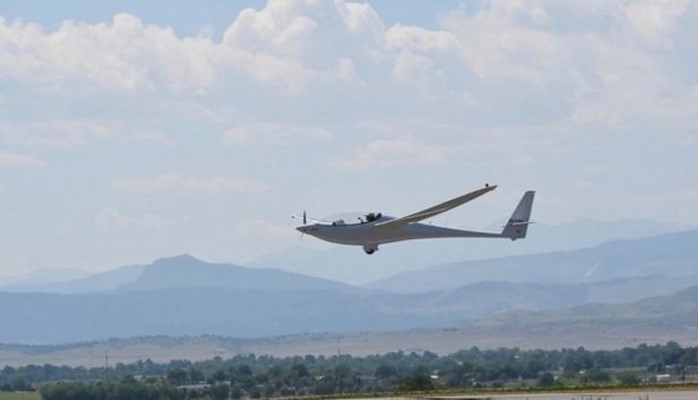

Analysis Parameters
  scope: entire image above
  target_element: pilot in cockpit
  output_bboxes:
[365,212,382,223]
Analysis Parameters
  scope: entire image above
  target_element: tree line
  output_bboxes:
[1,341,697,399]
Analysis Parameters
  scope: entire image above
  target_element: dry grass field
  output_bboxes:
[3,390,698,400]
[440,391,698,399]
[2,321,698,368]
[0,392,40,400]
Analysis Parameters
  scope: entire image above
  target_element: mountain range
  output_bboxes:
[0,229,697,346]
[367,228,698,292]
[248,218,687,284]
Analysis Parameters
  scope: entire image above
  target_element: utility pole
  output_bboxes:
[105,350,110,383]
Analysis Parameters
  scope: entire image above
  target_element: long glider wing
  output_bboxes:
[376,185,497,230]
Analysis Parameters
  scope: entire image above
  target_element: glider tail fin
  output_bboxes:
[502,190,535,240]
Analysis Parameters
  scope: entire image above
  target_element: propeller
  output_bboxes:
[291,211,308,225]
[291,211,308,241]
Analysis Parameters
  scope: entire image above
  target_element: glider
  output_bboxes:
[294,185,535,254]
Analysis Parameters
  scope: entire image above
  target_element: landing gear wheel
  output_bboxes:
[363,245,378,255]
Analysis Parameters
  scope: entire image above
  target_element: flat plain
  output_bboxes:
[3,320,698,368]
[434,391,698,399]
[0,392,40,400]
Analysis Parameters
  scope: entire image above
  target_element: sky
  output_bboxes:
[0,0,697,277]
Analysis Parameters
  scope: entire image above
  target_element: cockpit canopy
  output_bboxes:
[365,212,381,222]
[323,212,383,226]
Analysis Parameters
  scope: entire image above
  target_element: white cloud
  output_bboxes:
[0,2,694,153]
[0,0,694,117]
[132,130,174,146]
[385,25,457,53]
[442,3,562,84]
[0,12,316,93]
[336,0,384,32]
[223,127,250,143]
[621,186,698,223]
[427,0,698,132]
[223,123,331,145]
[0,120,113,148]
[112,174,270,194]
[2,15,151,91]
[234,218,295,239]
[219,0,385,88]
[223,1,318,56]
[330,138,445,171]
[335,57,365,85]
[439,127,550,167]
[0,152,45,167]
[94,207,175,230]
[573,165,604,192]
[624,0,691,42]
[392,51,436,88]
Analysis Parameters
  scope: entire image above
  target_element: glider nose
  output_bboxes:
[296,225,316,237]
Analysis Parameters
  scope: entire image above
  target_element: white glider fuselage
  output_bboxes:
[297,216,502,246]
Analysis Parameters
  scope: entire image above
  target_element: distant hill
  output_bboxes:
[1,264,145,294]
[0,267,94,292]
[0,287,436,344]
[358,274,698,321]
[1,230,697,345]
[475,284,698,331]
[366,229,698,292]
[119,254,357,293]
[0,254,357,295]
[0,255,412,344]
[250,218,685,285]
[3,284,698,367]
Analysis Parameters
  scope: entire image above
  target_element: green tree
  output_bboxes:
[537,372,555,387]
[290,363,308,379]
[209,383,230,400]
[584,368,611,383]
[400,365,433,392]
[189,367,204,382]
[167,368,188,386]
[375,363,397,380]
[212,369,227,383]
[615,370,640,385]
[230,383,243,400]
[334,363,351,393]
